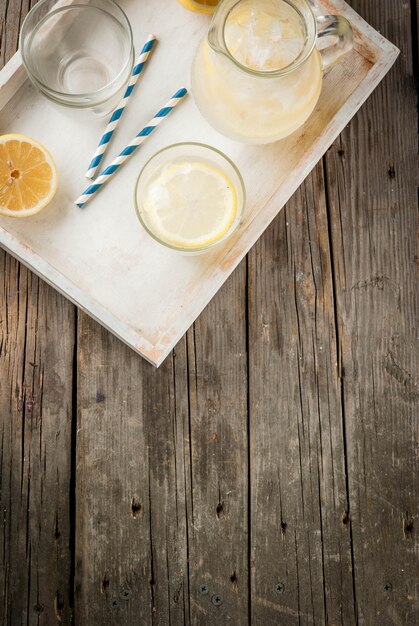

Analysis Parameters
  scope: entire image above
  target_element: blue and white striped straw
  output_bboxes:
[85,34,157,180]
[75,88,188,208]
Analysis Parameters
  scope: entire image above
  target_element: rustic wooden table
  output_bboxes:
[0,1,417,625]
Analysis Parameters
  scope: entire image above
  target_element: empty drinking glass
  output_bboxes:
[20,0,134,116]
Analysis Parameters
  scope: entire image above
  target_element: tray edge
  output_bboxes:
[0,0,400,368]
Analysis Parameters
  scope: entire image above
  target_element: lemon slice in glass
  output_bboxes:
[141,161,237,249]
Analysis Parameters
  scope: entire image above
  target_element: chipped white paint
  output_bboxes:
[0,0,399,366]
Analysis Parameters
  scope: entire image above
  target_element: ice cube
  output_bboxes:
[224,0,305,71]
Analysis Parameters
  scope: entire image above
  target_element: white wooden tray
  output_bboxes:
[0,0,398,366]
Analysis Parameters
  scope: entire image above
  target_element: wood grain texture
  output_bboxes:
[183,263,248,625]
[0,254,75,625]
[0,0,24,68]
[75,264,248,625]
[324,1,419,623]
[248,165,356,625]
[74,312,175,625]
[0,2,75,624]
[0,0,417,625]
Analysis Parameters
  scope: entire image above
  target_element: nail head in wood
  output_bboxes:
[211,594,223,606]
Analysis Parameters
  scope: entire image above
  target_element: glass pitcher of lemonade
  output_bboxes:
[192,0,353,143]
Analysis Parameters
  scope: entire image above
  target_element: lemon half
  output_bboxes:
[0,134,58,218]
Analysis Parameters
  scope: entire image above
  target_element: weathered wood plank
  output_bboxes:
[183,262,249,625]
[0,254,75,625]
[0,0,31,68]
[75,262,249,625]
[248,164,356,625]
[0,0,75,623]
[75,315,161,625]
[324,1,419,623]
[75,315,197,625]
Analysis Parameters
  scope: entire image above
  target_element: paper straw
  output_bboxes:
[75,88,188,208]
[85,34,157,179]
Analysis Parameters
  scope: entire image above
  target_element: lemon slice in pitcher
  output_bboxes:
[0,134,58,217]
[141,161,237,249]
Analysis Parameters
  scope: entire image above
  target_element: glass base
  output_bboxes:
[57,52,111,94]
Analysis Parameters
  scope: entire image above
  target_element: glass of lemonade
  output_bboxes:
[135,143,246,253]
[20,0,134,116]
[192,0,353,144]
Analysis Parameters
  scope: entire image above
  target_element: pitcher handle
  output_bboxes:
[316,15,354,69]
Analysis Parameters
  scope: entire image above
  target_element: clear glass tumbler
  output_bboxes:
[135,143,246,254]
[20,0,134,116]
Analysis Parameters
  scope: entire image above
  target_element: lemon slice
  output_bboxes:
[142,161,237,249]
[177,0,218,14]
[0,134,58,218]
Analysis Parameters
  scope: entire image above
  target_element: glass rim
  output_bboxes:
[19,0,134,101]
[134,142,246,253]
[217,0,317,78]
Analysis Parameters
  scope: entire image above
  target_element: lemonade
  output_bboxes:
[135,144,245,252]
[225,0,306,70]
[192,0,324,143]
